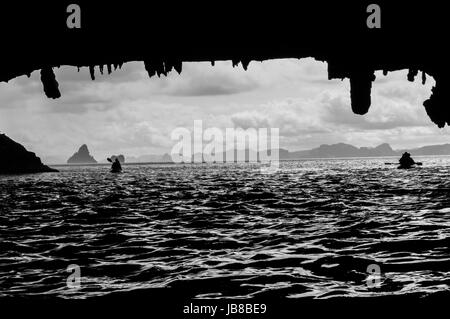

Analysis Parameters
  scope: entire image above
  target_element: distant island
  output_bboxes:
[126,143,450,163]
[281,143,450,159]
[126,153,172,163]
[38,142,450,165]
[67,144,97,164]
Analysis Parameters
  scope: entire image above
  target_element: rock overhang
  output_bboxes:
[0,1,448,127]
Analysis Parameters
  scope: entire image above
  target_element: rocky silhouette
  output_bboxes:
[67,144,97,164]
[0,134,58,174]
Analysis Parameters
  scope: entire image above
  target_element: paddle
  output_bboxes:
[107,158,112,163]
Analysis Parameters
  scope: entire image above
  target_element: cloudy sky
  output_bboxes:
[0,58,448,163]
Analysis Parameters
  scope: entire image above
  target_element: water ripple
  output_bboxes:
[1,158,449,299]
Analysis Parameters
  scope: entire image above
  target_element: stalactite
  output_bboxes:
[89,65,95,80]
[40,67,61,99]
[174,61,182,74]
[241,58,251,70]
[407,69,418,82]
[349,71,376,115]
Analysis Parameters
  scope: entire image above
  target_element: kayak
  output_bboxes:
[397,164,422,169]
[386,162,423,169]
[110,169,122,173]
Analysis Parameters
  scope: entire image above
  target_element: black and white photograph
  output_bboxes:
[0,1,449,317]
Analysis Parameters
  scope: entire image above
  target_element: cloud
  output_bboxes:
[230,98,329,138]
[231,111,270,129]
[319,94,427,130]
[155,62,261,96]
[43,94,114,114]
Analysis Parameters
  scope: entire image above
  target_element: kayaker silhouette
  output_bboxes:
[398,152,416,169]
[107,157,122,173]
